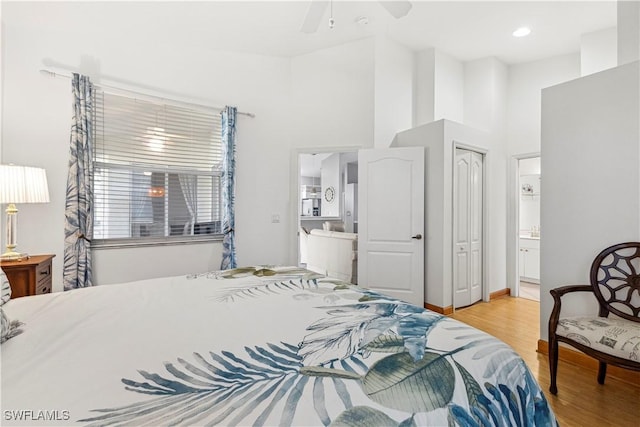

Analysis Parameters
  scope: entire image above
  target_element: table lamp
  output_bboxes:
[0,164,50,261]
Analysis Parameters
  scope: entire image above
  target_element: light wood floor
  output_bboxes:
[519,281,540,302]
[451,297,639,427]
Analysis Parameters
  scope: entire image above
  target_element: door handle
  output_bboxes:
[411,234,422,240]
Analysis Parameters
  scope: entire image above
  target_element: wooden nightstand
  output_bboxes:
[0,254,55,298]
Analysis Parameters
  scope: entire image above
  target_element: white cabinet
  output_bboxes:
[519,238,540,283]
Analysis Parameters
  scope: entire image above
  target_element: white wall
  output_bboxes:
[617,0,640,65]
[581,27,617,76]
[290,38,375,150]
[505,53,580,297]
[3,4,393,290]
[519,157,541,175]
[464,57,508,134]
[464,58,495,133]
[434,50,464,123]
[464,57,509,295]
[399,56,513,306]
[374,37,413,148]
[2,3,294,288]
[288,39,377,262]
[506,53,580,156]
[0,1,2,160]
[6,2,630,331]
[413,49,435,126]
[540,61,640,340]
[413,48,464,127]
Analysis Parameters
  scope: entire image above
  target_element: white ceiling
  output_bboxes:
[4,1,618,65]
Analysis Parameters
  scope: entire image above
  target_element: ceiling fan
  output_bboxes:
[300,0,413,33]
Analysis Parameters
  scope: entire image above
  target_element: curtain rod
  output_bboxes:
[39,69,255,118]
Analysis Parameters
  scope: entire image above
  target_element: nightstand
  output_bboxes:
[0,254,55,298]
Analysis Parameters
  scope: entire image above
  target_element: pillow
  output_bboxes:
[1,270,24,343]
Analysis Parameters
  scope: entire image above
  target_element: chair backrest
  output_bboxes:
[589,242,640,322]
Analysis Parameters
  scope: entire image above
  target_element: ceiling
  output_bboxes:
[4,1,618,65]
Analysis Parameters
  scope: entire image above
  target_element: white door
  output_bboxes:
[453,148,483,308]
[358,147,424,306]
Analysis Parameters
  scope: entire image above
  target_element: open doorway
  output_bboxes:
[293,149,359,270]
[517,156,541,302]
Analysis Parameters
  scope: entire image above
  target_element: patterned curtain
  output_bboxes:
[63,73,94,290]
[179,174,197,235]
[220,106,237,270]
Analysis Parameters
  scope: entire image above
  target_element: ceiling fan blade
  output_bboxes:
[300,0,329,33]
[378,1,412,19]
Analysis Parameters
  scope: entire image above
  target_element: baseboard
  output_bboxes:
[425,289,509,315]
[490,288,511,300]
[537,339,640,387]
[425,292,508,314]
[425,303,453,315]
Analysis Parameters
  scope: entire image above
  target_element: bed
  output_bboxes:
[1,266,557,426]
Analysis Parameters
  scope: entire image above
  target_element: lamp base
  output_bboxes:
[0,250,29,262]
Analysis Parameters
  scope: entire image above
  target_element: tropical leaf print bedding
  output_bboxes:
[0,266,557,426]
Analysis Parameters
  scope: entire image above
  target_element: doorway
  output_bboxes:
[517,156,541,302]
[292,148,359,267]
[453,148,484,308]
[290,146,426,306]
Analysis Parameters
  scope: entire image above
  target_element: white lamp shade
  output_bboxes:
[0,164,50,204]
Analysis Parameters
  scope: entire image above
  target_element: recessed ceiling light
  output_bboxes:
[513,27,531,38]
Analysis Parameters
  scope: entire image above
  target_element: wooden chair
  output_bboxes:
[548,242,640,394]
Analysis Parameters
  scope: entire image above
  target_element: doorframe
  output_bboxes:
[289,146,362,266]
[507,152,541,298]
[451,141,489,310]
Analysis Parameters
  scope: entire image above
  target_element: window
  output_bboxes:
[92,91,223,246]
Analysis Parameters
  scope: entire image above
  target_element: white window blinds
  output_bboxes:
[93,91,223,245]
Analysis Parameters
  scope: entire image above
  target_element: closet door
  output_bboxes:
[453,148,483,308]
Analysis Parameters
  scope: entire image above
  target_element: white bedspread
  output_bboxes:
[1,266,557,426]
